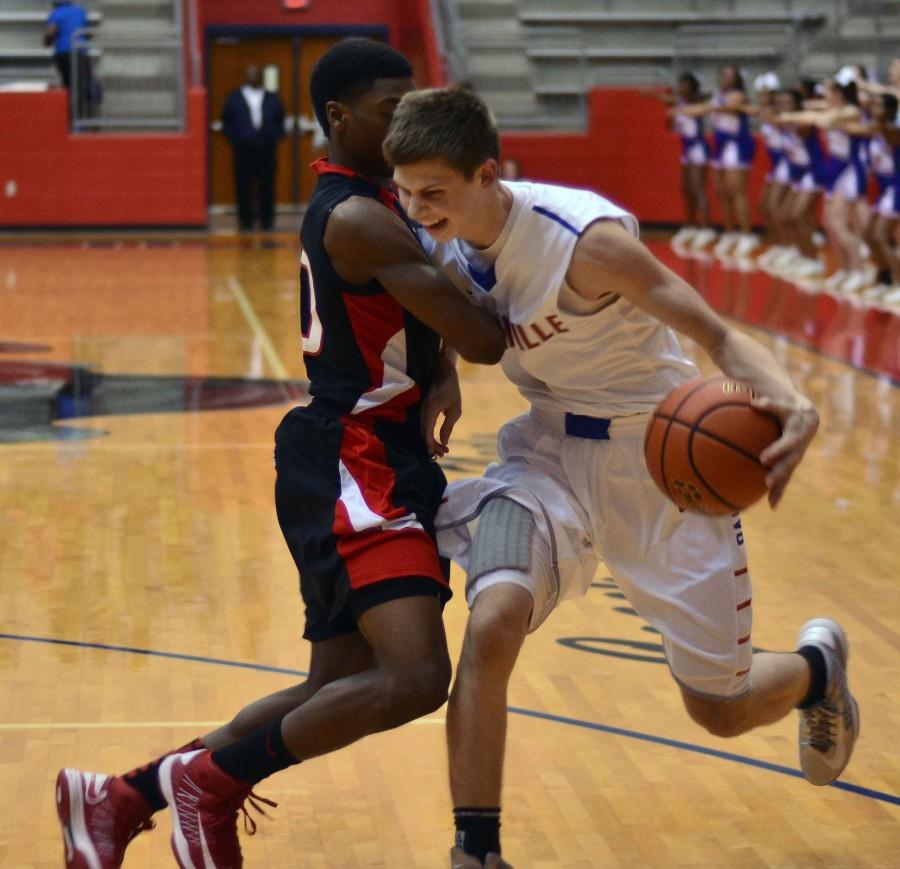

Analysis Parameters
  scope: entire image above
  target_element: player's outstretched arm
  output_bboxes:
[723,91,751,113]
[779,109,829,126]
[324,196,506,364]
[566,220,819,507]
[641,87,676,106]
[667,101,712,118]
[857,77,900,99]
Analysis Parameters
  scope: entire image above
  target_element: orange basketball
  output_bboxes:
[644,375,782,515]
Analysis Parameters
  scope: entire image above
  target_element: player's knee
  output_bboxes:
[464,597,530,671]
[416,651,453,711]
[682,693,750,738]
[385,653,451,721]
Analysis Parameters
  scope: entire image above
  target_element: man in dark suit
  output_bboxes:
[221,65,286,230]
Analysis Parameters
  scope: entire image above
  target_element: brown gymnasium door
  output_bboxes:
[208,35,346,214]
[208,37,296,211]
[294,36,340,202]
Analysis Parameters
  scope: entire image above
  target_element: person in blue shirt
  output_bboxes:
[44,1,93,115]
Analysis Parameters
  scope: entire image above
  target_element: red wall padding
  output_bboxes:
[0,88,207,226]
[502,88,770,226]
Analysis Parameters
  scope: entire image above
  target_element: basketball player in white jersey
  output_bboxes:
[384,88,859,869]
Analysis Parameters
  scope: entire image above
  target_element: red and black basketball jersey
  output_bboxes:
[299,159,440,425]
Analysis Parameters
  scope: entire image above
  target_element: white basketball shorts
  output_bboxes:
[436,409,754,700]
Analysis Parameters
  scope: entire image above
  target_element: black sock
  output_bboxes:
[454,806,501,862]
[122,737,205,811]
[797,646,828,708]
[878,268,892,286]
[210,717,300,786]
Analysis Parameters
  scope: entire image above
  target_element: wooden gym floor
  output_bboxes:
[0,233,898,868]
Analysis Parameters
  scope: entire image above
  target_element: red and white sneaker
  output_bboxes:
[55,769,155,868]
[159,749,275,869]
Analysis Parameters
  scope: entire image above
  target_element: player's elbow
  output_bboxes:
[443,310,506,364]
[458,333,505,365]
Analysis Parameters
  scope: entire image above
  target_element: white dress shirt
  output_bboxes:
[241,85,265,130]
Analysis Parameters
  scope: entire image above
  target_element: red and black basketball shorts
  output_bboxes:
[274,406,451,641]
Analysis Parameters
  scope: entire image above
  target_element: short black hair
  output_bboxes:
[677,72,701,98]
[883,92,899,119]
[781,88,804,111]
[718,64,745,93]
[836,79,859,106]
[310,38,413,137]
[798,78,818,101]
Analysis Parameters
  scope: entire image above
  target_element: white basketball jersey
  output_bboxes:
[418,181,699,417]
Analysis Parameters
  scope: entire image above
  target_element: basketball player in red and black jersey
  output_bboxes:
[54,39,506,869]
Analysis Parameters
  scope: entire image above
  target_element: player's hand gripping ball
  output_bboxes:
[644,375,782,515]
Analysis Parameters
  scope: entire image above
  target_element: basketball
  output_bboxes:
[644,375,782,515]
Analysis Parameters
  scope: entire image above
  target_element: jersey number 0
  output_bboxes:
[299,249,323,355]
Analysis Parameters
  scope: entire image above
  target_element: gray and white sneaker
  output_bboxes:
[796,618,860,786]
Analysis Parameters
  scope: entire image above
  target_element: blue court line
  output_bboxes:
[508,706,899,806]
[0,633,309,678]
[3,632,898,808]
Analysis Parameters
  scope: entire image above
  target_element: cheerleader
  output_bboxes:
[783,71,870,293]
[754,73,793,268]
[675,65,757,257]
[655,73,715,251]
[772,88,826,279]
[864,93,900,301]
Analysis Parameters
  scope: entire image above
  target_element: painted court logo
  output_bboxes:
[0,358,309,444]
